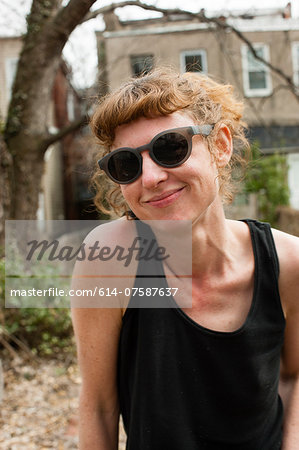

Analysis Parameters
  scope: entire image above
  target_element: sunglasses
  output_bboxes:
[98,124,214,184]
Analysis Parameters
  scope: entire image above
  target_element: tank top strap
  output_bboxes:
[135,218,280,279]
[133,219,165,278]
[241,219,283,325]
[125,219,170,309]
[241,219,279,278]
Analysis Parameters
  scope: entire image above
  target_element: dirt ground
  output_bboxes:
[0,356,126,449]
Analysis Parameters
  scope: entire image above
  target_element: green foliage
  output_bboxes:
[3,308,74,357]
[244,142,290,225]
[0,258,74,357]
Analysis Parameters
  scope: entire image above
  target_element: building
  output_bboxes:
[96,3,299,209]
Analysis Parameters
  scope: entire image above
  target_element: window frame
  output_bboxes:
[241,43,272,97]
[292,41,299,87]
[180,49,207,74]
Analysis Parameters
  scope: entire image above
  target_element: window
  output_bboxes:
[292,42,299,87]
[130,55,154,77]
[180,50,207,73]
[288,153,299,209]
[67,90,75,122]
[5,57,18,99]
[242,44,272,97]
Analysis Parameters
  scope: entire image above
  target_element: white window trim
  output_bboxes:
[291,41,299,87]
[5,57,18,100]
[180,49,207,74]
[241,44,272,97]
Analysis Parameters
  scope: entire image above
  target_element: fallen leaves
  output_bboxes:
[0,357,80,449]
[0,356,127,449]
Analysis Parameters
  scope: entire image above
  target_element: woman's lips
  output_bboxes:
[145,187,185,208]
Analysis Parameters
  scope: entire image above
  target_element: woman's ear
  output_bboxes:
[215,125,233,167]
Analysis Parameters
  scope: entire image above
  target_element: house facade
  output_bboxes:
[96,4,299,209]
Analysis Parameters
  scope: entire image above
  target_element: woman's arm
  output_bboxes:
[72,307,122,450]
[70,222,131,449]
[280,374,299,449]
[280,295,299,449]
[273,229,299,449]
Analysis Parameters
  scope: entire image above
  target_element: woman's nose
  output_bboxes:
[140,152,168,188]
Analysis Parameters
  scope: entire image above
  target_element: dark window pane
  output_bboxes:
[131,55,154,77]
[185,54,203,72]
[249,71,267,89]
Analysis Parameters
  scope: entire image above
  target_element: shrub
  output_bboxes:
[0,259,74,358]
[244,143,290,225]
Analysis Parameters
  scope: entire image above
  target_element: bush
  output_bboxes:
[0,259,74,358]
[244,143,290,225]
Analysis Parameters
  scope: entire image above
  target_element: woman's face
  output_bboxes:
[112,112,228,223]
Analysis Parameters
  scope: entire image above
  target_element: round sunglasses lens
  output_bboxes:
[153,132,188,166]
[108,151,140,183]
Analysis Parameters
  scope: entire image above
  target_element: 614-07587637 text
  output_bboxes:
[96,287,179,297]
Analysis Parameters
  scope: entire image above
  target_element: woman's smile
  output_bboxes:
[144,186,186,208]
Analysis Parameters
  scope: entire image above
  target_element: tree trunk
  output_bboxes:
[10,145,45,220]
[4,0,62,222]
[2,0,97,226]
[0,136,12,249]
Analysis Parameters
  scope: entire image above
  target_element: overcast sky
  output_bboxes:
[1,0,298,87]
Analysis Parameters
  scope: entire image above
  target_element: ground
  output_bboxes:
[0,356,126,449]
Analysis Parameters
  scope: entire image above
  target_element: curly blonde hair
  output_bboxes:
[90,67,250,217]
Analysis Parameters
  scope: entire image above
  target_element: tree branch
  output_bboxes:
[49,0,98,48]
[41,114,89,151]
[5,0,97,142]
[81,0,197,23]
[82,0,298,100]
[213,29,268,129]
[215,21,299,100]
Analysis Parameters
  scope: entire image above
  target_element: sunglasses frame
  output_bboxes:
[98,124,215,184]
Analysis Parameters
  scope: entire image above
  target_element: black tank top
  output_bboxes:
[118,219,285,449]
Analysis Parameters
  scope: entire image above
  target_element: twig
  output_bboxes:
[0,327,38,361]
[0,334,19,359]
[40,114,89,152]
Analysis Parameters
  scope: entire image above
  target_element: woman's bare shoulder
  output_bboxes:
[84,217,137,246]
[77,218,138,269]
[271,227,299,278]
[72,217,138,309]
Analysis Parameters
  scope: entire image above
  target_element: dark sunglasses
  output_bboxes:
[98,124,214,184]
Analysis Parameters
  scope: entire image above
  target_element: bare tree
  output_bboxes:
[0,0,98,245]
[0,0,297,246]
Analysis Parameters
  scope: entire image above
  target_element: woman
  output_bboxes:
[72,68,299,449]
